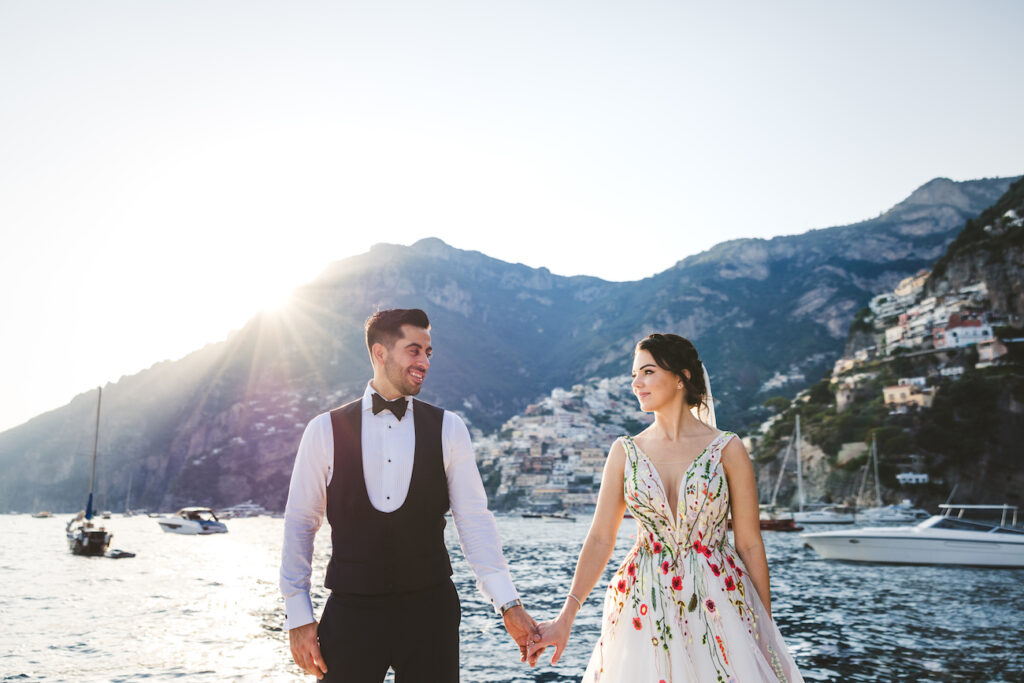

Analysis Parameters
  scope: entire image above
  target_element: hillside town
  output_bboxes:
[831,267,1016,414]
[472,377,653,512]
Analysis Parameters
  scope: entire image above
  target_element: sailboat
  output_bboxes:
[791,415,855,525]
[66,387,114,556]
[855,435,929,523]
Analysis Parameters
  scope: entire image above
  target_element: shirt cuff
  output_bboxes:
[284,593,316,631]
[482,574,519,616]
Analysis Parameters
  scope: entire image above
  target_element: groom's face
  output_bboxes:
[381,324,432,396]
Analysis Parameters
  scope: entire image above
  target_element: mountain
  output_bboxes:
[0,176,1016,513]
[927,175,1024,318]
[758,176,1024,511]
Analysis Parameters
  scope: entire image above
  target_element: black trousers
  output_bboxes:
[317,579,461,683]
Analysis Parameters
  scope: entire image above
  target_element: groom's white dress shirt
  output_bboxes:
[280,382,519,630]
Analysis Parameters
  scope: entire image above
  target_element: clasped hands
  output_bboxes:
[504,603,573,668]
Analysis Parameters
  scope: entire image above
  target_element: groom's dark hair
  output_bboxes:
[365,308,431,351]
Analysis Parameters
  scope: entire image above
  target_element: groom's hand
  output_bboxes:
[502,605,544,666]
[288,621,328,680]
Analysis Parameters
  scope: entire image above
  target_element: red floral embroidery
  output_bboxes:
[661,560,670,574]
[652,541,662,554]
[640,603,648,615]
[617,578,627,593]
[726,556,736,568]
[737,567,744,577]
[692,540,702,552]
[627,562,636,577]
[633,617,643,630]
[710,563,721,576]
[724,576,736,591]
[671,576,683,590]
[702,546,712,558]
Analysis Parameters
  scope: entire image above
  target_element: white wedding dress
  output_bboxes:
[581,431,804,683]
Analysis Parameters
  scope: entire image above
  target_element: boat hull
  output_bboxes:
[802,530,1024,567]
[157,518,228,535]
[67,526,111,556]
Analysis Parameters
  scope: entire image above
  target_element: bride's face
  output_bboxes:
[631,349,682,412]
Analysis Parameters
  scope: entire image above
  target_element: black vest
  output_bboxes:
[324,398,453,595]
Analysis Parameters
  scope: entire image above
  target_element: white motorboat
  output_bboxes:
[801,504,1024,567]
[157,507,228,535]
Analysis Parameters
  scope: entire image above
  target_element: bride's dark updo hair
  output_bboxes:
[635,333,708,411]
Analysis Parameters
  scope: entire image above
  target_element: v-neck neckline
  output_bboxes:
[627,431,727,529]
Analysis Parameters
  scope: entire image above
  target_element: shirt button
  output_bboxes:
[386,496,390,500]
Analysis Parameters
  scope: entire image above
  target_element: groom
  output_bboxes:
[280,308,542,681]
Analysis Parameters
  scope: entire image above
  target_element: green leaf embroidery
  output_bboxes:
[688,593,698,612]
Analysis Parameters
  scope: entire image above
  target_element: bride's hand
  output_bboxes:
[527,615,572,666]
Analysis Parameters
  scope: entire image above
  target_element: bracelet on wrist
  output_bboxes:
[567,593,583,611]
[499,598,523,616]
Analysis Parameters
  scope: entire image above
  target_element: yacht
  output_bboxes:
[156,507,229,535]
[801,504,1024,567]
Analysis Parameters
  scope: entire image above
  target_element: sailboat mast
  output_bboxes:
[85,386,102,521]
[872,434,882,506]
[795,414,804,512]
[770,437,792,508]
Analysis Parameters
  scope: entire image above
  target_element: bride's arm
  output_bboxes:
[528,438,627,665]
[722,438,773,618]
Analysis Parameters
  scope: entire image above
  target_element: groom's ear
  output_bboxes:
[371,341,388,367]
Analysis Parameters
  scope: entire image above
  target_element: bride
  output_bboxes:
[528,333,803,682]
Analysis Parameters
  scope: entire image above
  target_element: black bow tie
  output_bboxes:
[372,393,408,420]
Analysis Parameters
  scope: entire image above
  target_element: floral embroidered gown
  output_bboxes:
[582,431,803,683]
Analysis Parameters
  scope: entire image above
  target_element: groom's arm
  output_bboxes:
[441,410,518,610]
[280,413,331,627]
[442,411,542,663]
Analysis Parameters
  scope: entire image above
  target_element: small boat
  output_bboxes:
[219,501,269,518]
[793,506,856,524]
[31,511,53,518]
[157,507,228,534]
[728,513,803,532]
[801,504,1024,567]
[67,387,113,557]
[520,512,543,519]
[853,437,929,523]
[856,502,930,523]
[789,416,854,524]
[542,512,576,522]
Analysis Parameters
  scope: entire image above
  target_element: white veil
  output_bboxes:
[691,362,717,428]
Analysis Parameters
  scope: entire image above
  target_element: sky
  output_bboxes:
[1,0,1022,433]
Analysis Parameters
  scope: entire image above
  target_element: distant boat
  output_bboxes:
[854,436,928,523]
[31,511,53,518]
[542,512,575,522]
[219,501,269,518]
[790,415,855,525]
[157,507,228,535]
[758,434,802,532]
[520,512,543,519]
[802,504,1024,567]
[66,387,113,557]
